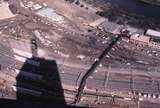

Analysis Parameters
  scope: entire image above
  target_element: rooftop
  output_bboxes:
[130,33,150,43]
[37,8,65,24]
[146,29,160,38]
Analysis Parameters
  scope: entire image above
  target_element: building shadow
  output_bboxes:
[96,8,160,30]
[16,57,67,107]
[0,57,86,108]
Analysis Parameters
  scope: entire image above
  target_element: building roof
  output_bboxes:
[90,18,107,27]
[99,20,121,34]
[146,29,160,38]
[130,33,150,43]
[37,8,64,24]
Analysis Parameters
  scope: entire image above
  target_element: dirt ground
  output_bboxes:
[32,0,100,25]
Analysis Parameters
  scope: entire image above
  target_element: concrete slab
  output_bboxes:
[0,2,15,20]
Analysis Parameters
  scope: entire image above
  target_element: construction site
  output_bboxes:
[0,0,160,108]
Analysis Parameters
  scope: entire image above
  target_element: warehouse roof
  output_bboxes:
[130,33,150,43]
[145,29,160,38]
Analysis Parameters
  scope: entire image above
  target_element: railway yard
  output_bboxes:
[0,0,160,108]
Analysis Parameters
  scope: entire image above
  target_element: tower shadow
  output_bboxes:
[0,57,66,108]
[0,57,87,108]
[15,57,67,108]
